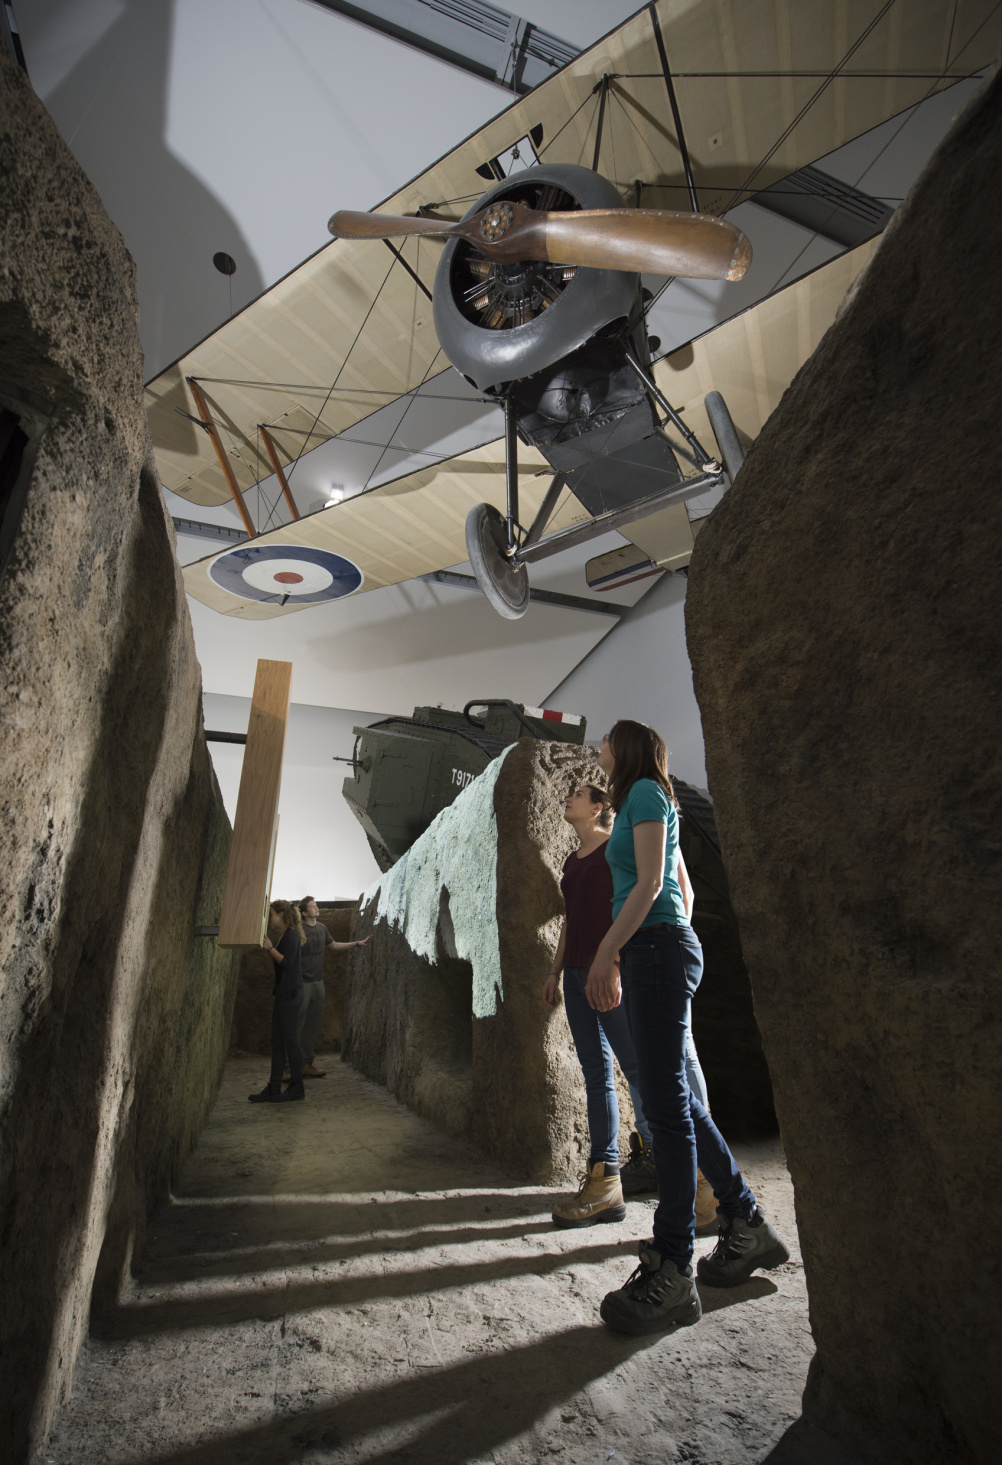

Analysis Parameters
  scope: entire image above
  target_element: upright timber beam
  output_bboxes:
[258,424,300,521]
[187,376,256,539]
[217,659,292,947]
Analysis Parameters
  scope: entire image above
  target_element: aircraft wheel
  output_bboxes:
[465,503,529,620]
[705,391,745,481]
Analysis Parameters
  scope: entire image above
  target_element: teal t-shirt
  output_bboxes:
[605,778,688,927]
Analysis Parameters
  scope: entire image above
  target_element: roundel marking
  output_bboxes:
[209,544,363,604]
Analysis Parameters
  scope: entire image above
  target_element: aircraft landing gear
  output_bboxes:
[465,502,530,619]
[465,394,530,619]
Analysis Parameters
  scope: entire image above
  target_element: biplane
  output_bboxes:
[148,0,1000,621]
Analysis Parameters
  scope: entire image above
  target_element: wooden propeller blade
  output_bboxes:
[329,203,751,282]
[329,211,456,240]
[540,210,751,282]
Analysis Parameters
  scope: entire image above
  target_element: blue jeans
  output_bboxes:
[620,924,755,1267]
[563,965,652,1164]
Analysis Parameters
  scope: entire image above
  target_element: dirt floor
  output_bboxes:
[43,1057,812,1465]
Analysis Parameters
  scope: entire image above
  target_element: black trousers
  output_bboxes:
[269,988,305,1087]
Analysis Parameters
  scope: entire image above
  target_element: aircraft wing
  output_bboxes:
[180,439,589,618]
[148,0,996,513]
[182,236,878,619]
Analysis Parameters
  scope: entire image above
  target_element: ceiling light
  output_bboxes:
[325,485,345,507]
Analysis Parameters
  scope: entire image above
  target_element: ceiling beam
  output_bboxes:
[304,0,578,95]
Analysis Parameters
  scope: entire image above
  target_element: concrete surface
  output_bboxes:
[45,1056,812,1465]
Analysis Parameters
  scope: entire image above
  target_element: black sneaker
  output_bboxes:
[620,1131,658,1196]
[696,1208,790,1287]
[600,1240,702,1335]
[248,1085,282,1103]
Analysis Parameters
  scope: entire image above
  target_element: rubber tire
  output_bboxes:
[704,390,745,482]
[465,502,529,620]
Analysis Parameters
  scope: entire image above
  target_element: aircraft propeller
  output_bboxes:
[328,202,751,282]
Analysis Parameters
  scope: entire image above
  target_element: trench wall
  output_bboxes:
[0,56,238,1459]
[686,67,1002,1465]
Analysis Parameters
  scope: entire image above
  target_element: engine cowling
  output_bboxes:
[432,164,639,392]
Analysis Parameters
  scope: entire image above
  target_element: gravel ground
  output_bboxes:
[44,1057,812,1465]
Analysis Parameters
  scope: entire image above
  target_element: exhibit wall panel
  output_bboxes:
[544,571,708,788]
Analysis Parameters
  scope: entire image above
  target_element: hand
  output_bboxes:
[356,936,371,948]
[585,954,621,1011]
[263,937,273,952]
[542,973,561,1009]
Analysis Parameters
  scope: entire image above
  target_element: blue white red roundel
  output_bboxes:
[209,544,363,604]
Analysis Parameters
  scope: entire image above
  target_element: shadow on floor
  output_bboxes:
[133,1316,731,1465]
[136,1188,564,1283]
[95,1236,633,1341]
[138,1215,564,1285]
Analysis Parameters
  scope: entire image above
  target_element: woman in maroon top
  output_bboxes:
[543,784,653,1227]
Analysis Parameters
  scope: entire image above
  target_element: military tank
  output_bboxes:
[342,699,587,871]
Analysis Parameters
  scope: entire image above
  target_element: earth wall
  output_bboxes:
[686,67,1002,1465]
[0,55,238,1459]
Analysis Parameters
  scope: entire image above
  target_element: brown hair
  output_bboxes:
[269,899,306,944]
[299,895,315,909]
[606,720,677,813]
[582,782,613,830]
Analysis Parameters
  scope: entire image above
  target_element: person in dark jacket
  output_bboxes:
[249,900,307,1104]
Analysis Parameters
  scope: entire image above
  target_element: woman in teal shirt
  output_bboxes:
[589,720,789,1336]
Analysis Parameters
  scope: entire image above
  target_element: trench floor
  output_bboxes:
[45,1056,811,1465]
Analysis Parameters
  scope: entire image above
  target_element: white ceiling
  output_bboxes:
[17,0,982,717]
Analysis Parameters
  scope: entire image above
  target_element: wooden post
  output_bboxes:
[217,659,292,947]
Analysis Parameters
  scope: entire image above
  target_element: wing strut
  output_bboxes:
[648,3,699,212]
[187,378,256,538]
[623,349,718,471]
[258,425,300,521]
[503,395,521,553]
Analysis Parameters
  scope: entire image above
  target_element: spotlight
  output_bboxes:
[325,485,345,507]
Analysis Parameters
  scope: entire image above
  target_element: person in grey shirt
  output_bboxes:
[291,896,369,1077]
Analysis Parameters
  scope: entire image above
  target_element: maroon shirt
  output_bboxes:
[560,842,614,968]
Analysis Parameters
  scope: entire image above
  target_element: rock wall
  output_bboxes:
[0,56,238,1460]
[685,70,1002,1465]
[345,739,596,1180]
[229,905,355,1054]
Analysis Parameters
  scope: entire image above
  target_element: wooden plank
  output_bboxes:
[217,659,292,947]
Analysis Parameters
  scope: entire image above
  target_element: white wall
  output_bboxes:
[544,569,708,787]
[203,692,388,900]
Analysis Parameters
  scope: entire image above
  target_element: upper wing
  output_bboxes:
[148,0,994,510]
[182,236,879,619]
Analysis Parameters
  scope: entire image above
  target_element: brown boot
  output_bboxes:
[695,1170,718,1236]
[302,1060,326,1078]
[552,1163,626,1229]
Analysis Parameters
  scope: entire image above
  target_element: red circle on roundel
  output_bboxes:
[273,571,304,584]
